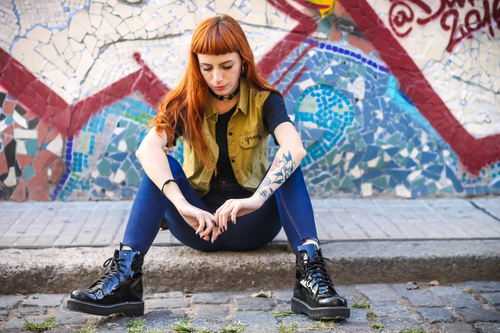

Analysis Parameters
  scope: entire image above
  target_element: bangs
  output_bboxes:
[191,18,240,55]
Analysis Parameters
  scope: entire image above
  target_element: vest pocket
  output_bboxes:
[239,129,262,149]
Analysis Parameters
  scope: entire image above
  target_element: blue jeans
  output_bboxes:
[122,155,318,253]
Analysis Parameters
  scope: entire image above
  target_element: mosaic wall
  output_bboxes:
[0,0,499,201]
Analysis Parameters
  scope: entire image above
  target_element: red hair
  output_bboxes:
[152,15,281,168]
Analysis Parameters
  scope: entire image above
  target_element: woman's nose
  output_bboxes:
[213,69,223,82]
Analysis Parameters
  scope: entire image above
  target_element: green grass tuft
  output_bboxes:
[353,301,371,309]
[22,317,57,332]
[370,323,384,331]
[171,318,196,333]
[220,321,245,333]
[126,319,146,333]
[273,310,295,318]
[74,327,97,333]
[279,323,298,333]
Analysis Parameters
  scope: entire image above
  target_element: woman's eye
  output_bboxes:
[223,66,233,70]
[202,67,212,72]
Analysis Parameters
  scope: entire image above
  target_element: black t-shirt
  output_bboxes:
[213,92,291,181]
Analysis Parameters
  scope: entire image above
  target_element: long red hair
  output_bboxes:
[152,15,281,168]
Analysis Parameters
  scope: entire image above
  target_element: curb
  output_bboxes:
[1,239,499,294]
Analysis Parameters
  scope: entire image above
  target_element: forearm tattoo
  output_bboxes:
[257,151,296,200]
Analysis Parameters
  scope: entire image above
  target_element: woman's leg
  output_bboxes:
[274,167,318,252]
[122,155,210,253]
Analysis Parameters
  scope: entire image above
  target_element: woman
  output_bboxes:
[67,15,349,320]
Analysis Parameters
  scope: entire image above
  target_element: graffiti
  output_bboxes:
[389,0,500,51]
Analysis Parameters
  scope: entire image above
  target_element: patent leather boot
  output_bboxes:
[67,249,145,317]
[291,244,350,319]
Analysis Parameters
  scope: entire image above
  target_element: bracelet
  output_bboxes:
[161,179,177,197]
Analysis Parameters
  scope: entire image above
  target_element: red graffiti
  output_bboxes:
[389,0,500,52]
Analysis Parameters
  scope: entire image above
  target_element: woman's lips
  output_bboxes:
[213,85,226,91]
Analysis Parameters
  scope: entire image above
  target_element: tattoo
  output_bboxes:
[257,151,296,200]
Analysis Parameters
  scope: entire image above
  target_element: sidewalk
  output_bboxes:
[1,198,500,248]
[0,198,500,295]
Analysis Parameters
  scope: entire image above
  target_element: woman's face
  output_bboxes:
[197,52,243,97]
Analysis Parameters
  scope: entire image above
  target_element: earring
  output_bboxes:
[241,66,245,74]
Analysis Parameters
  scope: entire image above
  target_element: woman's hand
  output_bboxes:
[214,195,265,233]
[175,198,217,242]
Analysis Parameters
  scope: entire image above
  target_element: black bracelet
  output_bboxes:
[161,179,177,197]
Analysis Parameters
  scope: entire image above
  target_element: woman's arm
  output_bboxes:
[214,122,306,230]
[136,128,216,241]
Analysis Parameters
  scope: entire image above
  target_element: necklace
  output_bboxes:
[209,84,240,101]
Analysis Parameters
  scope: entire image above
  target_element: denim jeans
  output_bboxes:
[122,155,318,254]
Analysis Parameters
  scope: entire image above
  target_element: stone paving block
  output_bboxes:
[191,292,229,304]
[438,322,477,333]
[457,308,500,323]
[152,291,183,298]
[234,310,278,325]
[0,328,24,333]
[356,284,400,303]
[281,314,316,329]
[272,290,292,304]
[11,306,47,317]
[417,307,454,323]
[143,318,179,332]
[393,284,443,307]
[0,309,8,320]
[0,295,26,309]
[447,294,483,309]
[274,303,291,312]
[32,235,57,246]
[235,297,275,311]
[143,309,186,320]
[430,286,464,297]
[5,317,46,329]
[23,294,65,307]
[146,298,189,309]
[482,293,500,308]
[465,282,500,293]
[190,320,228,332]
[0,236,19,246]
[331,322,378,332]
[376,316,423,331]
[55,307,91,325]
[335,286,353,298]
[372,304,409,317]
[45,327,76,333]
[475,322,500,333]
[195,304,229,320]
[346,308,368,322]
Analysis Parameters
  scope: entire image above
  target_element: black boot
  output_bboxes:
[67,248,145,317]
[291,244,350,319]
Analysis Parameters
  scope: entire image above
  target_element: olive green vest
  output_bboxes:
[183,78,271,197]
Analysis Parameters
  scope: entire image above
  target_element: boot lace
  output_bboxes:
[306,252,336,296]
[89,255,127,288]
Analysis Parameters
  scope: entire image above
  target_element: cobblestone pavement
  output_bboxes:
[1,198,500,248]
[1,281,500,333]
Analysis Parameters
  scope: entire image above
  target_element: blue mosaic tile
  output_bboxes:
[363,146,380,161]
[421,170,440,181]
[384,160,399,169]
[385,147,399,157]
[94,177,113,190]
[421,152,438,164]
[385,170,412,184]
[109,152,128,162]
[405,158,418,169]
[445,165,464,192]
[362,169,383,182]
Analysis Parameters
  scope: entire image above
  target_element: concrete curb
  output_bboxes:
[1,239,499,295]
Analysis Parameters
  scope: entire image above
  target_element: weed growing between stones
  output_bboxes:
[22,317,57,332]
[126,319,146,333]
[353,301,371,308]
[366,309,378,318]
[74,327,97,333]
[279,323,298,333]
[397,329,427,333]
[198,329,216,333]
[273,310,295,318]
[370,323,384,331]
[171,318,196,333]
[312,319,336,329]
[220,321,244,333]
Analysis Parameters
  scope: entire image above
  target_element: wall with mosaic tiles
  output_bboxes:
[0,0,499,201]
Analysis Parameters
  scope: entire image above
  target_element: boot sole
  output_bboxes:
[291,297,350,320]
[67,298,144,317]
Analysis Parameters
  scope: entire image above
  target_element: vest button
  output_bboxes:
[228,132,233,136]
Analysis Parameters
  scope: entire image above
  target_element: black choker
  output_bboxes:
[209,84,240,101]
